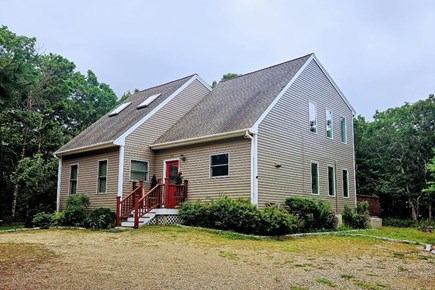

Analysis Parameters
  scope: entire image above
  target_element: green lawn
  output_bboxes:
[0,224,24,231]
[345,226,435,244]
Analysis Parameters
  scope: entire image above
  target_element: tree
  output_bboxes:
[423,149,435,220]
[0,26,117,222]
[211,73,239,88]
[355,95,435,220]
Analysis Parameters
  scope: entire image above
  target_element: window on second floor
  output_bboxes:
[309,101,317,133]
[326,110,333,139]
[340,116,347,144]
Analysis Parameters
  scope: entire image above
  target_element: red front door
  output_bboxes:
[165,160,179,208]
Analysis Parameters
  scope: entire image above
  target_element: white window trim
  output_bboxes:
[327,164,336,197]
[96,159,108,194]
[309,100,318,134]
[342,168,350,198]
[209,152,230,179]
[326,109,333,139]
[69,163,79,195]
[310,161,320,195]
[129,159,150,182]
[340,115,347,144]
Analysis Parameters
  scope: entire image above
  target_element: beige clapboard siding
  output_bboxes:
[155,138,251,201]
[257,59,355,212]
[123,79,210,196]
[59,148,119,211]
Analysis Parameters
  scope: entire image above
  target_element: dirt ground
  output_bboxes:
[0,227,434,290]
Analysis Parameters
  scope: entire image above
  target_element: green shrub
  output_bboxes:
[208,197,261,234]
[356,201,369,215]
[50,211,65,226]
[179,201,211,228]
[343,204,369,229]
[382,217,435,228]
[62,194,90,227]
[285,197,336,231]
[258,206,297,235]
[85,208,115,230]
[32,212,53,228]
[180,197,297,236]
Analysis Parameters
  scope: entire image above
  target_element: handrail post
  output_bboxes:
[158,179,162,207]
[134,191,139,229]
[116,196,121,226]
[164,178,169,208]
[139,180,144,198]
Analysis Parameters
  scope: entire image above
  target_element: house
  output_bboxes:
[55,53,356,228]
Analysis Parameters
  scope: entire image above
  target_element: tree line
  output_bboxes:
[0,26,117,225]
[0,27,433,224]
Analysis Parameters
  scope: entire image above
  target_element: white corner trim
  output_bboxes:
[351,117,357,206]
[311,55,356,114]
[250,54,315,133]
[56,157,62,212]
[114,75,200,146]
[117,145,125,197]
[194,74,213,91]
[252,133,258,206]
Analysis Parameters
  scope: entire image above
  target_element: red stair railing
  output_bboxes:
[116,181,143,226]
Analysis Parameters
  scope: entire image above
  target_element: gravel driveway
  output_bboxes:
[1,227,434,290]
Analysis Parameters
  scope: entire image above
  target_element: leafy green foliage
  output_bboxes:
[32,212,53,229]
[179,197,297,236]
[85,208,115,230]
[62,194,90,227]
[285,197,337,231]
[382,217,435,228]
[355,96,435,220]
[343,203,370,229]
[0,26,117,222]
[258,206,297,235]
[211,72,239,88]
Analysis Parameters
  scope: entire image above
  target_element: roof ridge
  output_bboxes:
[134,74,196,95]
[219,53,313,84]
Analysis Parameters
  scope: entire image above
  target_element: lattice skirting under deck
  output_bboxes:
[147,215,182,225]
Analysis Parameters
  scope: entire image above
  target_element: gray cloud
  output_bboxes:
[1,0,434,119]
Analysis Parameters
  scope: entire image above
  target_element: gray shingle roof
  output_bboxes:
[154,54,312,144]
[56,75,194,154]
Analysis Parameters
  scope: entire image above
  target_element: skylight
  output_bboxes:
[109,102,131,117]
[137,93,161,109]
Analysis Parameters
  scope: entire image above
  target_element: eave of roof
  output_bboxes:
[54,141,116,157]
[150,129,251,150]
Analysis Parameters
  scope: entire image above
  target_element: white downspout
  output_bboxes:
[56,156,62,212]
[117,145,125,197]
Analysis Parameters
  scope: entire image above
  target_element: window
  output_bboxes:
[326,110,333,138]
[309,101,317,133]
[342,169,349,198]
[340,116,347,143]
[210,153,229,177]
[137,93,161,109]
[70,165,78,195]
[311,162,319,195]
[327,165,335,196]
[109,102,131,116]
[130,160,148,181]
[97,160,107,194]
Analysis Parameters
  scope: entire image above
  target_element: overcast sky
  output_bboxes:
[1,0,434,119]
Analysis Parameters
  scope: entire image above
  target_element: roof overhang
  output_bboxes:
[150,129,251,150]
[54,141,116,157]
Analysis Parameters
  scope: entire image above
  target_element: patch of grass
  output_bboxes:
[218,251,239,261]
[315,278,336,287]
[0,225,25,231]
[340,274,353,280]
[392,252,405,259]
[347,227,435,244]
[353,279,388,290]
[289,284,308,290]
